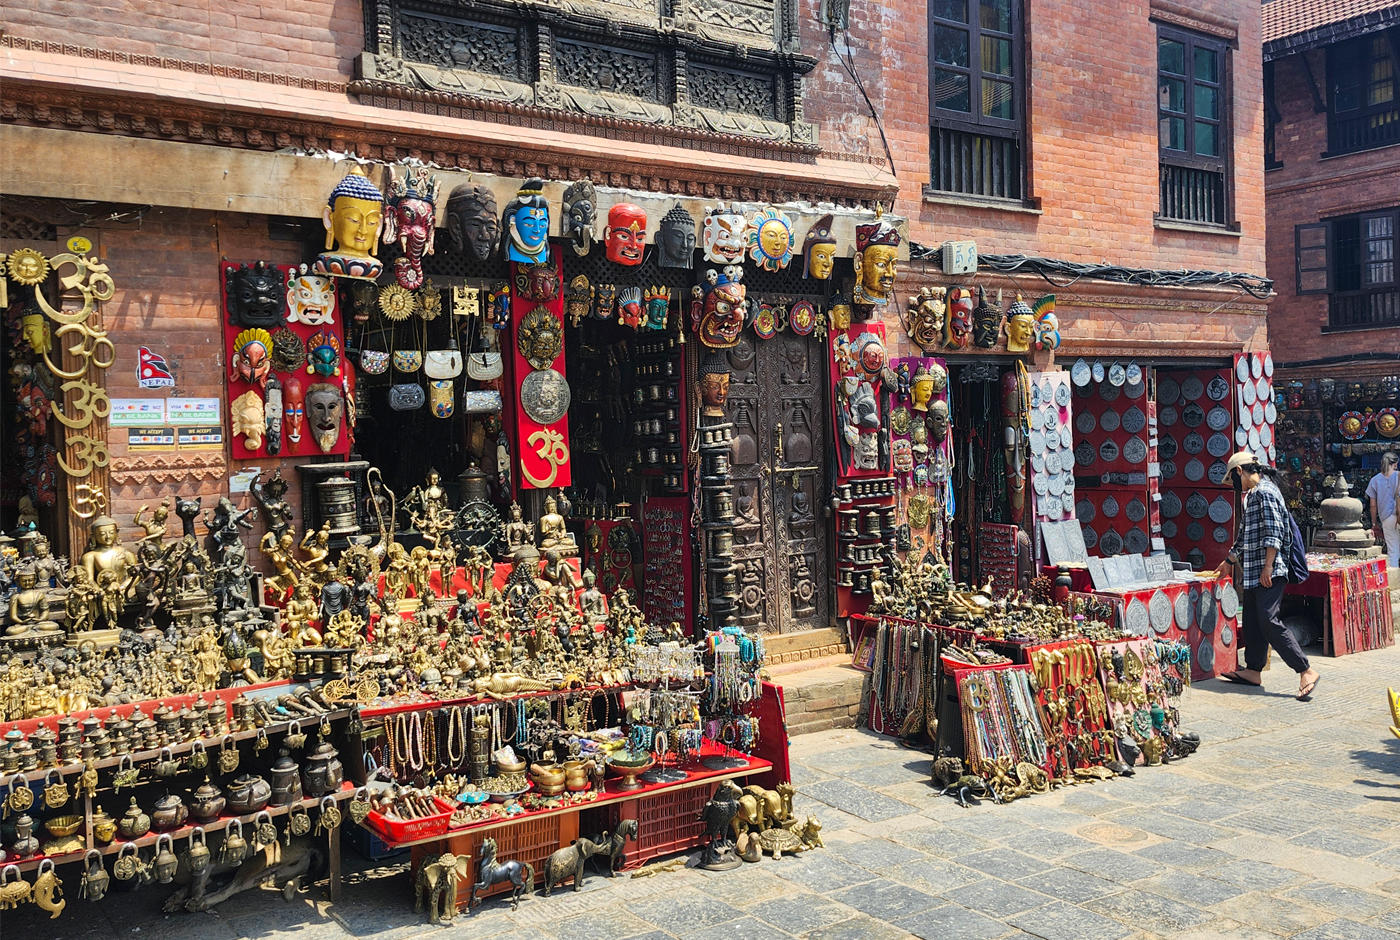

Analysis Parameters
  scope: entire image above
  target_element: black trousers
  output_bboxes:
[1241,579,1310,674]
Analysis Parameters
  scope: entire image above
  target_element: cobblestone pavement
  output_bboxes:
[19,641,1400,940]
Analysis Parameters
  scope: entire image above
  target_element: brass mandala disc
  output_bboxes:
[517,305,563,370]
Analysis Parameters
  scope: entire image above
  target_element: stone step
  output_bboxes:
[774,661,869,738]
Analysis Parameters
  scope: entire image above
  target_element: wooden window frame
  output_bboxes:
[1156,24,1230,172]
[1325,28,1400,156]
[1296,221,1332,295]
[929,0,1025,139]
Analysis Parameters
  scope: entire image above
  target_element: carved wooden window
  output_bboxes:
[1295,209,1400,329]
[1326,28,1400,156]
[1156,25,1231,225]
[928,0,1025,200]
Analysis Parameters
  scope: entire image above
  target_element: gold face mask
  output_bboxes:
[325,197,384,256]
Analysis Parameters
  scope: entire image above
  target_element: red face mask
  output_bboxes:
[282,374,305,448]
[605,204,647,265]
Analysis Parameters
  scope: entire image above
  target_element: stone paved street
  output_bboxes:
[19,641,1400,940]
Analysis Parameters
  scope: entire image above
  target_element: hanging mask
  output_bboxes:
[305,330,341,377]
[305,382,344,454]
[230,328,273,387]
[1032,295,1060,351]
[561,179,596,256]
[224,260,286,329]
[270,326,305,373]
[618,287,644,329]
[702,203,747,264]
[945,289,972,350]
[604,203,647,266]
[970,286,1002,349]
[231,390,266,451]
[657,204,697,269]
[565,275,593,327]
[383,165,441,290]
[746,207,795,272]
[284,265,337,325]
[643,286,671,331]
[265,375,283,456]
[592,283,617,321]
[282,374,305,449]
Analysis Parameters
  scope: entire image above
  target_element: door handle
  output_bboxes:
[777,465,819,487]
[774,423,784,462]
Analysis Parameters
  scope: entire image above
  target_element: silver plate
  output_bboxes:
[1076,441,1097,467]
[1207,432,1232,458]
[1184,457,1205,481]
[1251,354,1263,379]
[1265,401,1277,424]
[1236,357,1250,382]
[1213,525,1231,543]
[1077,499,1095,522]
[1248,426,1261,450]
[1041,379,1053,405]
[1126,498,1147,522]
[1198,639,1215,672]
[1257,375,1271,400]
[1100,382,1121,402]
[1163,519,1178,538]
[1033,473,1049,496]
[1064,473,1075,497]
[1258,445,1271,465]
[520,368,572,424]
[1208,460,1229,485]
[1264,352,1274,377]
[1109,362,1126,386]
[1159,377,1181,405]
[1240,404,1253,427]
[1029,428,1046,454]
[1043,494,1064,519]
[1200,585,1217,633]
[1182,375,1205,400]
[1100,408,1121,433]
[1160,435,1178,459]
[1031,452,1046,474]
[1082,524,1097,548]
[1242,379,1256,406]
[1044,410,1059,435]
[1047,451,1063,475]
[1220,583,1240,618]
[1183,403,1205,428]
[1161,491,1182,518]
[1207,406,1231,431]
[1056,382,1071,406]
[1125,596,1149,634]
[1260,424,1274,448]
[1123,406,1147,434]
[1124,436,1148,464]
[1049,472,1066,496]
[1102,494,1120,518]
[1236,427,1250,447]
[1252,401,1265,426]
[1100,439,1119,462]
[1150,589,1173,634]
[1221,621,1234,646]
[1186,492,1209,519]
[1208,495,1232,523]
[1061,426,1075,449]
[1160,405,1179,427]
[1029,408,1044,431]
[1207,375,1230,401]
[1187,520,1205,541]
[1072,358,1092,386]
[1125,526,1149,554]
[1184,431,1205,454]
[1101,528,1123,556]
[1029,382,1041,408]
[1127,361,1143,385]
[1161,459,1177,479]
[1093,360,1106,383]
[1180,587,1196,630]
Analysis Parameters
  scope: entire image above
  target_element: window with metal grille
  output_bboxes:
[1157,25,1230,225]
[928,0,1024,201]
[1296,207,1400,330]
[1326,29,1400,156]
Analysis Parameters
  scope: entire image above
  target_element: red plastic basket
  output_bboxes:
[365,797,456,843]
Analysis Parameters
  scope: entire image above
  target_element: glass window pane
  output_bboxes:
[934,28,970,67]
[1159,38,1185,74]
[1367,216,1395,239]
[1370,79,1395,106]
[1372,55,1394,83]
[934,69,971,112]
[980,0,1011,33]
[982,78,1014,119]
[1335,83,1362,111]
[1366,262,1395,285]
[1195,84,1217,120]
[1160,116,1186,150]
[982,36,1013,75]
[934,0,968,22]
[1194,47,1218,83]
[1300,247,1328,269]
[1195,121,1217,156]
[1159,78,1185,113]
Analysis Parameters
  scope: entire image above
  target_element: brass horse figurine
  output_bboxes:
[466,837,535,912]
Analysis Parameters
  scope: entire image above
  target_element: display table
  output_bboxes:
[1093,576,1239,681]
[1287,555,1395,656]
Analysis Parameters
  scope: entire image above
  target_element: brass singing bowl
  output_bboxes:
[45,815,84,837]
[495,757,527,775]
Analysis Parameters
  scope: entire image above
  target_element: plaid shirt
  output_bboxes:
[1232,477,1291,588]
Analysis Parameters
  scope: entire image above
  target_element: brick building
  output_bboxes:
[1260,0,1400,503]
[1,0,1272,639]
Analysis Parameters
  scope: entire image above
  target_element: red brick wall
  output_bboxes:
[806,0,1267,277]
[1264,48,1400,364]
[91,208,308,563]
[3,0,362,84]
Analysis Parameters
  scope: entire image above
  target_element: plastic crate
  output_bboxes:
[580,782,717,870]
[365,796,456,842]
[440,811,575,905]
[347,821,410,861]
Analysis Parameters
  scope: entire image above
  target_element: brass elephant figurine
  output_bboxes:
[415,852,472,925]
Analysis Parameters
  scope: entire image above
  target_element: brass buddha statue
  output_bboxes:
[6,568,62,637]
[538,496,577,556]
[81,515,137,599]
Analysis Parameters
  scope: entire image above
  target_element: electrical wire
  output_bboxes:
[831,28,898,198]
[908,243,1274,298]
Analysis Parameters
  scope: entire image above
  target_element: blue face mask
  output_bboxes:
[514,207,548,249]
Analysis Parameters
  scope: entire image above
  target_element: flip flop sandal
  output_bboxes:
[1221,671,1261,687]
[1297,677,1320,702]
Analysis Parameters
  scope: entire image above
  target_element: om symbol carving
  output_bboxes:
[520,428,570,489]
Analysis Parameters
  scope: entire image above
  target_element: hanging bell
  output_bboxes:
[155,747,181,778]
[348,787,371,826]
[189,740,209,771]
[221,819,249,866]
[186,826,211,876]
[0,864,31,908]
[112,843,141,882]
[287,804,312,841]
[112,754,139,792]
[284,720,307,751]
[80,850,110,902]
[152,834,178,884]
[314,796,342,836]
[43,768,69,809]
[219,735,240,774]
[254,811,277,849]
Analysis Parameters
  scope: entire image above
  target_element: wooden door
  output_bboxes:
[723,331,828,634]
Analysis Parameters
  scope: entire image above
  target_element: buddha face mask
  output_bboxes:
[802,214,837,280]
[305,382,344,454]
[657,204,696,269]
[445,182,500,262]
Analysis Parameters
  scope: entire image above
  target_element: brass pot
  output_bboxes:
[225,774,271,815]
[117,797,151,840]
[151,792,189,832]
[189,776,225,822]
[269,751,303,807]
[91,806,117,844]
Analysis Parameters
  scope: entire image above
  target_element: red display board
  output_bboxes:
[1158,366,1235,569]
[640,495,693,632]
[830,322,888,479]
[507,260,571,490]
[221,262,350,460]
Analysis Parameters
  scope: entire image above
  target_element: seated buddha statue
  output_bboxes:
[538,496,577,556]
[7,568,62,636]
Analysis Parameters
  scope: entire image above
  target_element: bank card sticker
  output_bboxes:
[127,427,176,451]
[167,397,221,424]
[177,426,223,449]
[110,399,167,426]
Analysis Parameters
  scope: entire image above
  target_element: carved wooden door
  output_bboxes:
[724,331,828,634]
